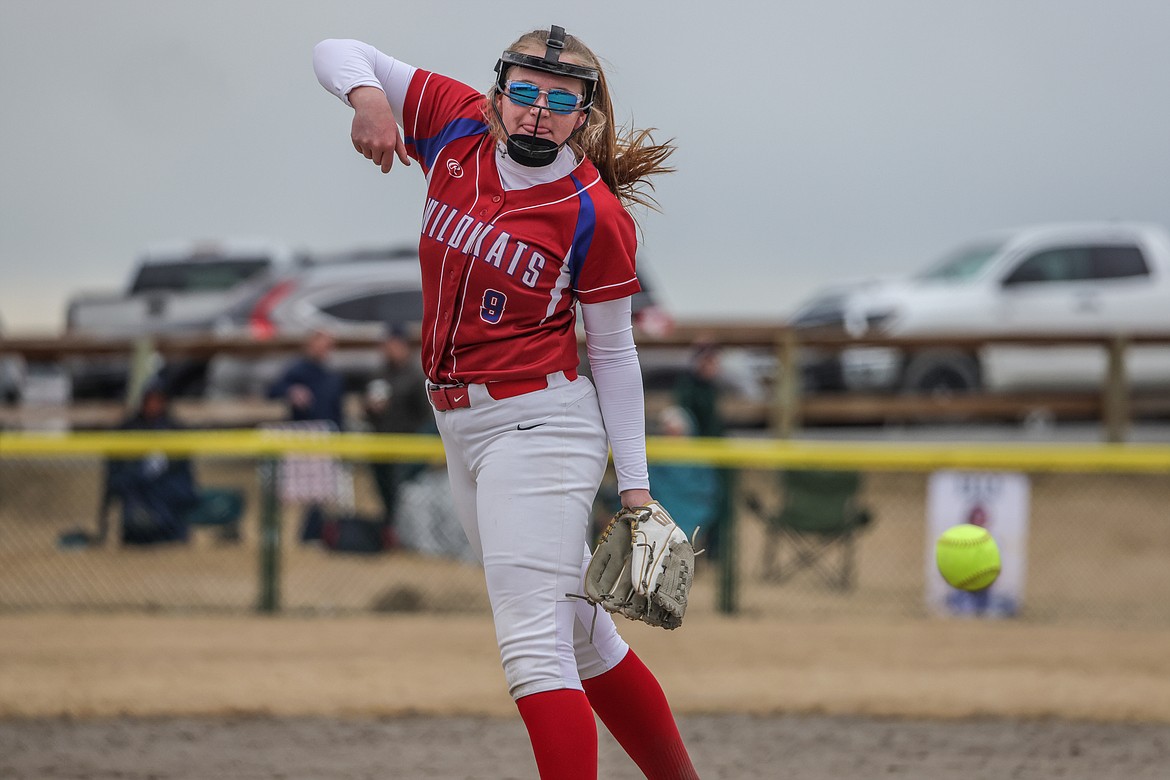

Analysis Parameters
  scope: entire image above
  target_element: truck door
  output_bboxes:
[990,244,1166,390]
[989,246,1103,390]
[1086,245,1170,388]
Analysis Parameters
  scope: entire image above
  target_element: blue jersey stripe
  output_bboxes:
[408,117,488,170]
[569,174,596,291]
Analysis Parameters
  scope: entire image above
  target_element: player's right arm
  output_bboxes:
[313,39,415,173]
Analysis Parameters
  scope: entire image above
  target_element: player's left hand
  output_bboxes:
[619,488,653,510]
[584,501,696,630]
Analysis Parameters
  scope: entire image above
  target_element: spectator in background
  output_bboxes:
[672,339,725,439]
[102,379,197,545]
[646,406,718,543]
[363,326,431,538]
[672,339,728,557]
[268,330,346,541]
[267,330,345,431]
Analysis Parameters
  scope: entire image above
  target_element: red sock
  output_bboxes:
[582,650,699,780]
[515,688,598,779]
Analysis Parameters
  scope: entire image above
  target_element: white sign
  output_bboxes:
[21,368,70,405]
[925,470,1030,618]
[19,363,72,432]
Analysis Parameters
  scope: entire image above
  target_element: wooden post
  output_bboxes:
[774,329,800,438]
[1103,335,1130,444]
[124,337,158,411]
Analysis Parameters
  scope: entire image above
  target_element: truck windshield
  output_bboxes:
[916,241,1005,282]
[130,259,271,294]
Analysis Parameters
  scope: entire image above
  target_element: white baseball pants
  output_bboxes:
[432,373,630,699]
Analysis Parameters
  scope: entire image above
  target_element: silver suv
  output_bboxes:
[205,247,424,397]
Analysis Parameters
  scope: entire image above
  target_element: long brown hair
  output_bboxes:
[484,28,676,211]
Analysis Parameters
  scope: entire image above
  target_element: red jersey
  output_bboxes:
[400,70,640,384]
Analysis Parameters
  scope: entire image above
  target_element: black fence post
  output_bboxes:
[716,467,738,615]
[258,458,281,613]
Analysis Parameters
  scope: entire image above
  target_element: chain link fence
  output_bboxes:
[0,448,488,616]
[729,467,1170,628]
[1,434,1168,628]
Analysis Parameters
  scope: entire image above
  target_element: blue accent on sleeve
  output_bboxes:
[407,117,488,170]
[568,174,596,290]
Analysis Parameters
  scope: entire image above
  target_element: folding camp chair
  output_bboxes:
[185,488,246,541]
[749,469,873,591]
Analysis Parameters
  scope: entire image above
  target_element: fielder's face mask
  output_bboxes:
[492,25,598,167]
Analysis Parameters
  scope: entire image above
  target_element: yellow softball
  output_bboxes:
[935,524,1001,591]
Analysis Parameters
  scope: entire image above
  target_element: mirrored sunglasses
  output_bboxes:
[504,81,585,115]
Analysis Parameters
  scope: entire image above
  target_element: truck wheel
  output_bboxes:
[901,350,981,396]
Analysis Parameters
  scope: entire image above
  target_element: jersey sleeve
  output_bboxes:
[399,70,490,175]
[572,193,642,304]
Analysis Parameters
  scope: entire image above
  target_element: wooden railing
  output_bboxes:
[3,324,1170,441]
[652,323,1170,441]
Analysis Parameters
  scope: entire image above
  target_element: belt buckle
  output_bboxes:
[429,382,469,411]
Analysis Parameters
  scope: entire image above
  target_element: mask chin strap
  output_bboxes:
[491,97,562,168]
[493,24,598,168]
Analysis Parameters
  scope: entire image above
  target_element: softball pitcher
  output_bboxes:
[315,25,698,779]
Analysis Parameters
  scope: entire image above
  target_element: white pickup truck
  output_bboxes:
[64,239,300,398]
[791,222,1170,394]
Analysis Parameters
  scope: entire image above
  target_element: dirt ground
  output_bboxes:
[2,613,1170,778]
[3,458,1170,777]
[4,713,1170,779]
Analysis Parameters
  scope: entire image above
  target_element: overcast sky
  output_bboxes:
[3,1,1170,334]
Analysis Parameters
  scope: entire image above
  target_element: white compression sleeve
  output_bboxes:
[313,39,416,118]
[580,298,649,494]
